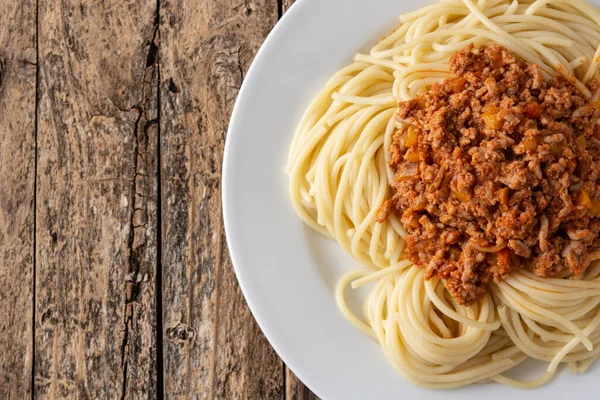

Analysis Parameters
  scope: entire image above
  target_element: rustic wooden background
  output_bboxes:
[0,0,319,398]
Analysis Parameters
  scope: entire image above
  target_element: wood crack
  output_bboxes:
[236,46,245,86]
[156,16,164,397]
[0,58,4,90]
[31,0,40,396]
[119,14,160,399]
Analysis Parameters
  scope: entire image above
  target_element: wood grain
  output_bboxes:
[35,1,159,398]
[0,0,36,398]
[286,368,303,400]
[282,0,296,14]
[159,0,283,398]
[286,367,319,400]
[0,0,322,398]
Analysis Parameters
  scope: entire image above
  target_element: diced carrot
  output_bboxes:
[498,248,511,266]
[453,190,472,202]
[405,126,418,147]
[590,100,600,110]
[591,199,600,217]
[577,189,592,209]
[405,149,420,162]
[497,187,509,206]
[482,105,503,129]
[446,77,467,93]
[520,137,537,152]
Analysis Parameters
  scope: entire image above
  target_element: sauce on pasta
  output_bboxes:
[383,44,600,305]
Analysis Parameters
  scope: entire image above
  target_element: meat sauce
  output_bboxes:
[382,44,600,305]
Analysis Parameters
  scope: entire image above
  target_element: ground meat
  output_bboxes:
[383,44,600,305]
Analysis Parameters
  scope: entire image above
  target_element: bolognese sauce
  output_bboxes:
[382,44,600,305]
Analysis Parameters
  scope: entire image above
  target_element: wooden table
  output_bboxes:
[0,0,318,398]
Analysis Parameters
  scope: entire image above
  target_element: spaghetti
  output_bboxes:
[287,0,600,390]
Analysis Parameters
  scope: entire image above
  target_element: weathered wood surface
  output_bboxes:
[35,0,159,398]
[160,0,291,398]
[0,0,320,398]
[282,0,296,13]
[0,1,37,398]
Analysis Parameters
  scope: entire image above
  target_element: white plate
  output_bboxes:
[222,0,600,398]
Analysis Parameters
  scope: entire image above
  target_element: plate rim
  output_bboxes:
[221,0,600,398]
[222,0,321,396]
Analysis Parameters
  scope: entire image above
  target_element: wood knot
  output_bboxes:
[166,322,195,344]
[41,307,58,327]
[167,78,178,93]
